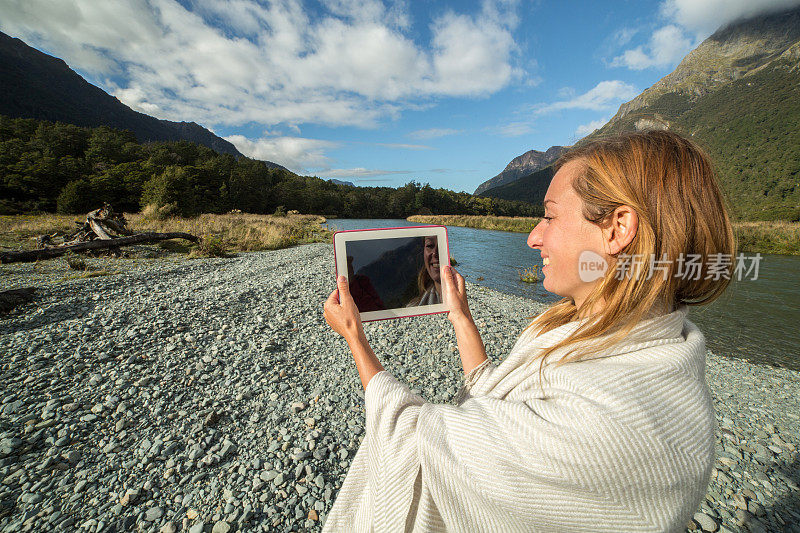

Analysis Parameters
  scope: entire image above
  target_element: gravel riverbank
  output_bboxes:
[1,243,798,532]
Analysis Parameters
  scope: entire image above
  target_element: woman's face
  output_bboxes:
[424,237,440,282]
[527,159,608,307]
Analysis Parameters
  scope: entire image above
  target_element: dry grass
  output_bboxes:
[61,270,120,282]
[0,212,332,256]
[0,214,81,249]
[407,214,540,233]
[734,220,800,255]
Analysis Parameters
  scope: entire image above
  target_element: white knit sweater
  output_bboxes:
[323,304,715,532]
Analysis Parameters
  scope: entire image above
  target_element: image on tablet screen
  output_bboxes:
[345,235,441,312]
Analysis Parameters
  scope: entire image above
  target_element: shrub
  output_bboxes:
[190,233,229,258]
[56,180,95,214]
[141,202,178,221]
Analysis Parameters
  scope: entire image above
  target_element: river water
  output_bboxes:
[327,219,800,371]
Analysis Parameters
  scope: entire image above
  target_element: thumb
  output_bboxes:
[337,275,350,295]
[441,265,455,292]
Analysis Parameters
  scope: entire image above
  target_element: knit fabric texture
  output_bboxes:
[323,304,715,532]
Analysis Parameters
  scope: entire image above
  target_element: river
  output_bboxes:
[326,218,800,371]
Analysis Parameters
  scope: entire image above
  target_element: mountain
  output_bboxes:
[481,7,800,221]
[476,165,553,210]
[0,31,282,168]
[329,178,356,187]
[474,145,567,195]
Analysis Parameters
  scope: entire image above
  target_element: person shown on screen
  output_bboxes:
[346,255,385,312]
[405,236,442,307]
[322,131,733,531]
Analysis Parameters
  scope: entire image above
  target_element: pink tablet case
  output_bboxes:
[332,225,450,322]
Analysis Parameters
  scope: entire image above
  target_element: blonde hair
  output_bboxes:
[526,130,736,368]
[408,236,436,306]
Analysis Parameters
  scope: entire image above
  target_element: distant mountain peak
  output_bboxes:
[474,145,567,195]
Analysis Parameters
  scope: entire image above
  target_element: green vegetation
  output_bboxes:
[583,60,800,222]
[518,266,541,283]
[0,115,538,219]
[476,166,554,208]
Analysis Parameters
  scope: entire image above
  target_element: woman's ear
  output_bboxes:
[603,205,638,255]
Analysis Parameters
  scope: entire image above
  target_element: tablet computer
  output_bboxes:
[333,225,450,322]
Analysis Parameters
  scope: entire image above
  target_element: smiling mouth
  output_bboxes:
[431,262,440,269]
[542,258,550,266]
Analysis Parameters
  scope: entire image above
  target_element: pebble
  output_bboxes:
[212,520,231,533]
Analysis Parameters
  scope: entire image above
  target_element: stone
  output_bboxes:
[693,512,718,532]
[212,521,231,533]
[189,521,205,533]
[63,450,81,465]
[145,507,164,521]
[120,488,140,506]
[160,522,177,533]
[748,500,765,517]
[732,493,748,510]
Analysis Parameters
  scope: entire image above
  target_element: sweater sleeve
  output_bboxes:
[453,358,495,405]
[363,371,428,531]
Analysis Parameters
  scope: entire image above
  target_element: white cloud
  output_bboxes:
[375,143,433,150]
[662,0,800,35]
[407,128,462,140]
[0,0,524,129]
[324,168,410,178]
[224,134,338,171]
[535,81,638,114]
[610,24,695,70]
[575,117,609,137]
[493,122,533,137]
[611,0,800,70]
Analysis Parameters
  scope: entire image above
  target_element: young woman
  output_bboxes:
[322,130,735,532]
[405,236,443,307]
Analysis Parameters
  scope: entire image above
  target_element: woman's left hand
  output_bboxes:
[323,275,364,343]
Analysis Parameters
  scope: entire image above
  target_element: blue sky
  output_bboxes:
[3,0,798,192]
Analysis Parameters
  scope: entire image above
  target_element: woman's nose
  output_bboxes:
[527,224,542,249]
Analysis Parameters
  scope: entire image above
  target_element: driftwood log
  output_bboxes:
[1,204,199,264]
[0,232,199,264]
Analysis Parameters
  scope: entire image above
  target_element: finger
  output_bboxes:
[456,271,466,294]
[325,288,340,307]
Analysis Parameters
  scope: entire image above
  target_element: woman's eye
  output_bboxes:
[542,216,553,221]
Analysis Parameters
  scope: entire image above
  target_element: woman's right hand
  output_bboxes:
[441,265,473,325]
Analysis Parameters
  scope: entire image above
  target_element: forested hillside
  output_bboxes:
[0,115,539,218]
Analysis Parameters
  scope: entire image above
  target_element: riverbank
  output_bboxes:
[408,215,800,256]
[0,212,331,259]
[1,243,798,532]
